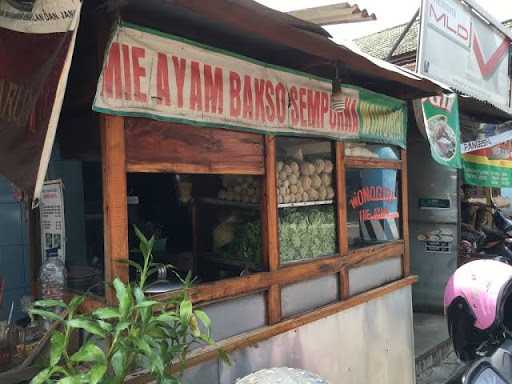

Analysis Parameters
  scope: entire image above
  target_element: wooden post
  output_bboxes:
[335,142,350,299]
[263,136,281,324]
[401,149,410,276]
[101,114,129,303]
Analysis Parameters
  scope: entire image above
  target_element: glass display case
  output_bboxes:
[276,137,338,264]
[346,168,401,248]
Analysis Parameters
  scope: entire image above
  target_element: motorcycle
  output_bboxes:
[460,202,512,264]
[444,259,512,383]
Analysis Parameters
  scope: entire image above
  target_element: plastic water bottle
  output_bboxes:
[39,251,67,300]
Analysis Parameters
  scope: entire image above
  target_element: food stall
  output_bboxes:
[86,9,444,381]
[0,0,449,382]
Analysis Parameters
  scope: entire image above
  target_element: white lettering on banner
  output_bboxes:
[93,23,407,147]
[461,127,512,154]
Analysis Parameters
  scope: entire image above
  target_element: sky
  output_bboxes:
[255,0,512,42]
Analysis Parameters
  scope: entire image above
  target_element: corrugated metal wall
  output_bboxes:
[0,176,31,320]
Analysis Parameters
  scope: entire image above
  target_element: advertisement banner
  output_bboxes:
[417,0,511,113]
[418,94,462,168]
[40,179,65,263]
[462,122,512,187]
[93,22,408,148]
[0,0,81,204]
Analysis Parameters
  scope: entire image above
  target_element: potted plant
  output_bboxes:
[29,227,226,384]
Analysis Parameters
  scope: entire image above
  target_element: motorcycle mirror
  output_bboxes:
[463,360,509,384]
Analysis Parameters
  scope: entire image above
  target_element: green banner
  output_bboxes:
[93,22,408,148]
[419,95,461,168]
[462,122,512,187]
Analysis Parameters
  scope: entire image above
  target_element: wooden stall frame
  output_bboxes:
[335,142,350,299]
[262,136,281,324]
[400,149,411,276]
[100,114,129,303]
[95,118,410,378]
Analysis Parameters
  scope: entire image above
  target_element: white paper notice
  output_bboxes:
[40,179,65,263]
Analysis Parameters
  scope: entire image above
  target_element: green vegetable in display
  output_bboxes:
[279,206,336,263]
[215,206,336,266]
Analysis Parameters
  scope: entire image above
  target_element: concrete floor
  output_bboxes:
[414,313,466,384]
[414,313,449,358]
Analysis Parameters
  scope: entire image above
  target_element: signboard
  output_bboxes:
[93,22,408,148]
[417,0,512,113]
[348,169,400,242]
[40,180,65,262]
[417,228,455,254]
[425,241,451,253]
[418,198,451,209]
[417,94,461,168]
[0,0,81,204]
[462,121,512,187]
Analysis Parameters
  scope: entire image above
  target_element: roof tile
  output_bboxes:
[355,18,512,60]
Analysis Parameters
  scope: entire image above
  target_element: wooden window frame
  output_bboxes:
[98,114,411,351]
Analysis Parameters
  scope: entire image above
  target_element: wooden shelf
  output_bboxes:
[198,197,334,209]
[278,200,333,208]
[198,197,259,209]
[203,253,263,271]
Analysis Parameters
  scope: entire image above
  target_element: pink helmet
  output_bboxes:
[444,259,512,361]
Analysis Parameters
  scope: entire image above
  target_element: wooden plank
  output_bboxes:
[336,142,349,257]
[345,157,402,169]
[262,136,281,324]
[288,4,376,26]
[401,149,411,276]
[336,142,349,300]
[339,268,349,299]
[101,115,129,303]
[125,120,264,175]
[126,276,418,383]
[347,241,404,268]
[155,255,343,305]
[267,286,281,325]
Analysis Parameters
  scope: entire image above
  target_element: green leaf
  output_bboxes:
[217,349,231,365]
[97,320,113,332]
[133,287,145,305]
[114,321,130,334]
[67,296,85,312]
[194,309,211,329]
[154,313,179,323]
[111,349,126,377]
[149,353,165,376]
[117,259,143,273]
[179,300,192,323]
[67,319,107,338]
[89,363,107,384]
[147,235,155,253]
[93,307,120,320]
[135,300,160,309]
[113,278,132,318]
[133,337,152,356]
[56,376,81,384]
[133,225,148,245]
[145,325,167,338]
[30,368,52,384]
[33,299,67,309]
[70,342,105,363]
[50,331,65,366]
[30,308,63,322]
